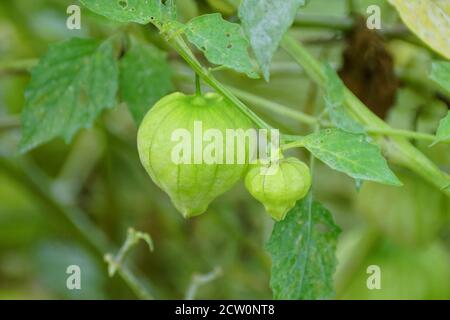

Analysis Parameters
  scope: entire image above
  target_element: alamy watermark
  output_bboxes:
[366,265,381,290]
[66,264,81,290]
[366,5,382,30]
[66,5,81,30]
[171,121,281,175]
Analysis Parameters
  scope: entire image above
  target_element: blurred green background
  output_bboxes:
[0,0,449,299]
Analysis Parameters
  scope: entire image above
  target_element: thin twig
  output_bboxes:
[105,228,154,277]
[185,267,223,300]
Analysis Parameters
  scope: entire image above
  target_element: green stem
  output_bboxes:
[168,35,272,130]
[0,115,21,132]
[366,127,436,142]
[224,86,438,143]
[2,57,439,145]
[281,34,450,196]
[282,139,305,151]
[347,0,356,15]
[0,157,156,299]
[0,58,37,75]
[226,85,317,125]
[195,73,202,96]
[294,14,354,31]
[105,228,154,277]
[185,267,222,300]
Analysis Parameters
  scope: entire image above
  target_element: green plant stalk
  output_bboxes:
[106,228,154,277]
[0,115,21,133]
[195,73,202,96]
[168,35,272,131]
[185,267,222,300]
[0,58,37,74]
[226,85,318,125]
[365,127,436,142]
[294,14,354,31]
[227,86,438,142]
[281,34,450,196]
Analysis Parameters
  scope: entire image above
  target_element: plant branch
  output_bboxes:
[226,85,317,125]
[0,115,21,132]
[294,14,353,31]
[218,85,438,143]
[365,127,436,142]
[167,34,272,130]
[195,73,202,96]
[185,267,223,300]
[0,58,37,76]
[293,14,411,39]
[105,228,154,277]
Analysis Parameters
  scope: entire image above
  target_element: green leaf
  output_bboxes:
[266,197,340,300]
[185,13,258,78]
[430,61,450,95]
[120,37,174,124]
[434,111,450,144]
[163,0,177,21]
[20,38,119,153]
[429,63,450,145]
[302,129,402,186]
[388,0,450,60]
[239,0,306,81]
[79,0,173,24]
[323,64,365,134]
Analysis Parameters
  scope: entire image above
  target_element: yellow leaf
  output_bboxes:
[389,0,450,59]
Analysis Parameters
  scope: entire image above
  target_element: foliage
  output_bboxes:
[20,38,119,153]
[185,13,258,78]
[239,0,306,80]
[301,129,402,186]
[0,0,449,300]
[388,0,450,60]
[266,198,340,299]
[120,36,173,123]
[323,64,365,134]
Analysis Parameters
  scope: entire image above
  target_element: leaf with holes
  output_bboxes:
[239,0,306,81]
[185,13,258,78]
[388,0,450,59]
[301,129,402,186]
[120,37,174,124]
[323,64,365,134]
[20,38,118,153]
[79,0,174,25]
[266,197,341,300]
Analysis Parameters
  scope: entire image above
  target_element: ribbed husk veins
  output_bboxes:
[245,158,311,221]
[138,92,254,218]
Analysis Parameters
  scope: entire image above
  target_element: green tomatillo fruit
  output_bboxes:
[137,92,254,218]
[244,157,311,221]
